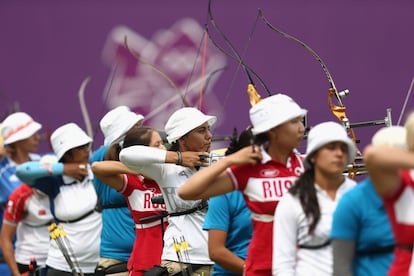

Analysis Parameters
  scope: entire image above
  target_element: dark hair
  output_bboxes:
[288,168,320,234]
[167,130,189,152]
[61,144,90,162]
[123,126,154,149]
[225,126,254,156]
[104,144,122,161]
[254,132,268,145]
[60,151,73,163]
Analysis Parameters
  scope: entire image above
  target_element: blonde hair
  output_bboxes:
[404,111,414,151]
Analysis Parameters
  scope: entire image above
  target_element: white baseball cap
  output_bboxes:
[250,94,307,135]
[304,121,356,168]
[51,123,93,160]
[165,107,217,144]
[100,106,144,146]
[371,126,407,149]
[1,112,42,145]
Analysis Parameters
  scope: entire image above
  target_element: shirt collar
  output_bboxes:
[259,143,299,169]
[314,177,354,199]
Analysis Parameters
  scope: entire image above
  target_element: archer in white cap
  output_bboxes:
[90,105,144,275]
[0,111,43,276]
[16,122,101,275]
[273,121,356,275]
[119,106,217,275]
[0,164,54,275]
[0,111,42,162]
[97,105,144,160]
[364,111,414,275]
[92,126,168,275]
[331,125,407,276]
[178,93,308,275]
[0,111,43,199]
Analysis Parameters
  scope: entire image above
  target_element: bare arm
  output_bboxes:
[208,229,245,274]
[91,161,138,191]
[178,145,261,200]
[364,145,414,196]
[332,239,355,276]
[0,222,20,276]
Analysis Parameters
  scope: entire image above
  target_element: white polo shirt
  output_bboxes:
[273,177,356,276]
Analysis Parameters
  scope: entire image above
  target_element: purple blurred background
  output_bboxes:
[1,0,413,154]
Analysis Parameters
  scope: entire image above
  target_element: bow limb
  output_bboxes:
[205,24,267,105]
[258,9,357,142]
[258,10,340,102]
[78,76,93,138]
[258,9,361,178]
[207,0,271,99]
[124,36,189,107]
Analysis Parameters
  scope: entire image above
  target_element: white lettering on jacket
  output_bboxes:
[244,176,297,202]
[128,191,166,211]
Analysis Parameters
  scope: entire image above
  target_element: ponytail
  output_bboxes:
[289,169,320,234]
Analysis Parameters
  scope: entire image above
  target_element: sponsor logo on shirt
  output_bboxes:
[260,169,279,177]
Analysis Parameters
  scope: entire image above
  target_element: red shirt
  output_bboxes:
[383,170,414,276]
[228,150,304,276]
[121,175,167,275]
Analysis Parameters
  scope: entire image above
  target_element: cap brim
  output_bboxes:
[304,137,356,168]
[166,115,217,144]
[3,122,42,145]
[251,109,307,135]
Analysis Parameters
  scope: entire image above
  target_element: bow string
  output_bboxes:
[258,9,363,178]
[207,0,271,106]
[258,9,358,145]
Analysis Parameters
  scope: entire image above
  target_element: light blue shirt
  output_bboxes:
[203,191,252,276]
[331,177,395,276]
[91,146,135,262]
[0,157,29,205]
